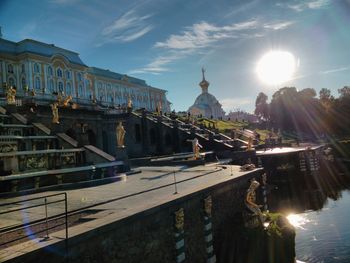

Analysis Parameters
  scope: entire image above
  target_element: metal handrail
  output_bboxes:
[0,192,68,250]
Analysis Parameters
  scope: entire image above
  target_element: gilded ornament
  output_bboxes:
[204,196,212,216]
[174,208,184,231]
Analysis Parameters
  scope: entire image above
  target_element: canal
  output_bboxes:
[268,159,350,263]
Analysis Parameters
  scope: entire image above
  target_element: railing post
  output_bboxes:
[44,197,49,240]
[173,171,178,194]
[64,192,69,262]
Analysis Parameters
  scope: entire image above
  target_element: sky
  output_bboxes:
[1,0,350,113]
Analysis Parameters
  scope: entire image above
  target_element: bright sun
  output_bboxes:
[256,50,296,85]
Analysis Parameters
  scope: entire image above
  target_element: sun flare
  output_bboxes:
[256,50,296,85]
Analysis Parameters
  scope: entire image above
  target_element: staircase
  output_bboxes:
[0,106,126,195]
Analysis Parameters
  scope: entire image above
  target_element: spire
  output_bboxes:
[199,67,209,93]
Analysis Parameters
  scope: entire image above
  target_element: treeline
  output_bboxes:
[254,86,350,136]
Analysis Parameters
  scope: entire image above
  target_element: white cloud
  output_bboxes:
[321,66,350,74]
[263,21,295,30]
[131,18,294,75]
[154,20,258,50]
[277,0,330,12]
[98,9,153,45]
[220,98,252,112]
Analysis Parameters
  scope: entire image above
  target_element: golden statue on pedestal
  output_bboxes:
[116,122,126,147]
[127,96,133,109]
[247,136,253,151]
[187,138,202,159]
[51,102,59,124]
[6,86,16,105]
[245,179,265,224]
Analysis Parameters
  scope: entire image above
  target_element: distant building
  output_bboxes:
[0,37,170,112]
[226,110,259,123]
[188,69,225,119]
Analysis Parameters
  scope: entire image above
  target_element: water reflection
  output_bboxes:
[266,157,350,263]
[286,214,310,230]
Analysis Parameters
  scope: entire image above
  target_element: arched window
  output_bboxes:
[48,79,54,94]
[66,70,71,79]
[35,77,41,91]
[66,83,72,95]
[21,77,26,89]
[78,84,84,97]
[58,82,64,93]
[57,68,63,78]
[77,72,82,81]
[21,64,25,74]
[34,63,40,74]
[47,66,53,76]
[7,64,14,74]
[8,77,15,87]
[85,80,91,99]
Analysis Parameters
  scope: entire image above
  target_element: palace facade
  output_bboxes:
[0,37,170,112]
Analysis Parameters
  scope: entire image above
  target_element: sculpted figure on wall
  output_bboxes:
[51,102,59,124]
[6,86,16,105]
[116,122,126,147]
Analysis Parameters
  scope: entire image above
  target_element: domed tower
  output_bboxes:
[199,68,209,93]
[188,68,225,119]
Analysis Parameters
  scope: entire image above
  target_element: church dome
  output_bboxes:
[188,69,225,119]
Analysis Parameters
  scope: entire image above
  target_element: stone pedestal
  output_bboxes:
[115,146,128,161]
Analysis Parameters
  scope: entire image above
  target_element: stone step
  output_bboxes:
[56,133,78,147]
[0,160,124,181]
[0,123,33,129]
[0,148,84,157]
[11,113,28,124]
[32,123,51,135]
[84,145,115,162]
[0,135,57,140]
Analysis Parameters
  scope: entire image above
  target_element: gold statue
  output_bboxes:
[187,138,202,159]
[116,122,126,147]
[247,136,253,151]
[51,102,59,124]
[204,196,212,216]
[127,96,133,109]
[6,86,16,105]
[62,95,72,107]
[245,179,265,224]
[174,208,184,231]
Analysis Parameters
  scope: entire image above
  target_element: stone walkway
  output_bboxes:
[0,165,257,230]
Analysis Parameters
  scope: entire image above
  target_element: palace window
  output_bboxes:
[21,64,25,74]
[48,79,54,93]
[58,82,64,93]
[34,63,40,74]
[57,68,63,78]
[35,77,41,91]
[21,77,26,89]
[78,84,84,97]
[66,83,72,95]
[66,70,71,80]
[7,64,14,74]
[77,72,82,82]
[47,66,53,76]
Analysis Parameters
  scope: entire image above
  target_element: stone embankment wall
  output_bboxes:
[6,171,260,263]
